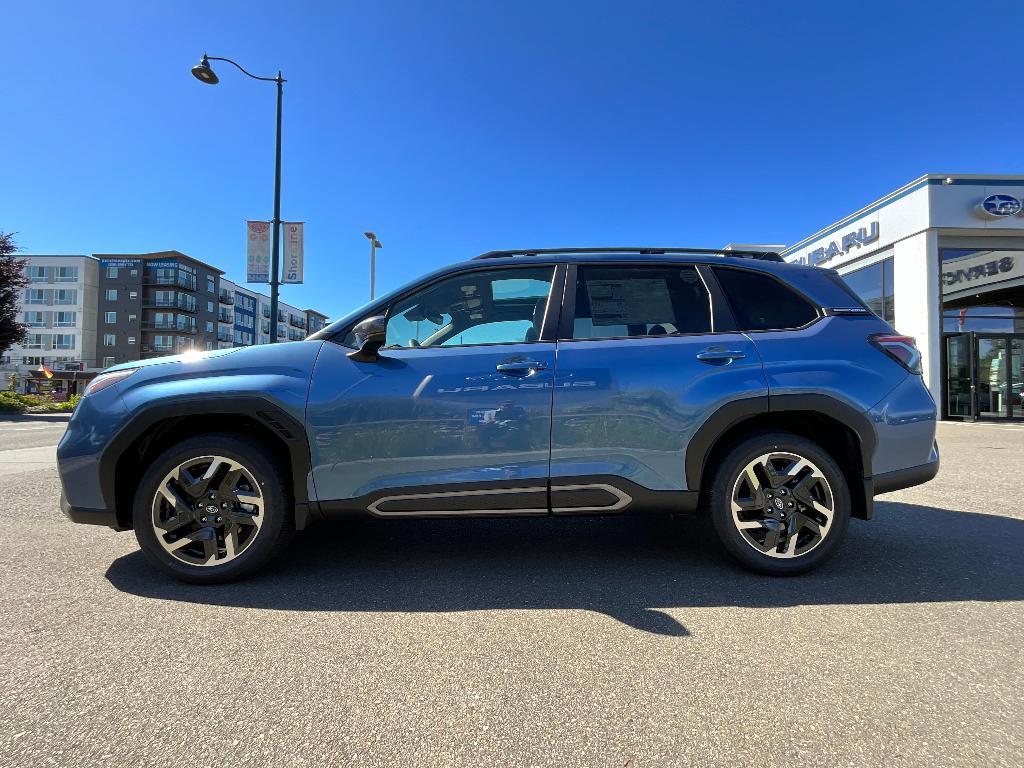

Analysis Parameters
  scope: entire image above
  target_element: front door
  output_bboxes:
[944,333,974,420]
[548,263,768,510]
[943,332,1024,420]
[307,264,560,515]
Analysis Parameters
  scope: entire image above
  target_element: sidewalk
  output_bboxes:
[0,412,72,423]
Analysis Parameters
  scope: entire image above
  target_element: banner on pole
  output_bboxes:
[283,222,304,284]
[246,221,271,283]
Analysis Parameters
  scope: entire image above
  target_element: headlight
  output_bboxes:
[83,368,138,397]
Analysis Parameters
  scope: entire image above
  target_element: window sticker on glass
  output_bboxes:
[586,278,675,326]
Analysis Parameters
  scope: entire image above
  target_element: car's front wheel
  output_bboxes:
[133,433,292,583]
[705,432,850,575]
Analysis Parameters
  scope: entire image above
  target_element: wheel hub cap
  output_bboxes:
[151,455,264,567]
[730,451,834,559]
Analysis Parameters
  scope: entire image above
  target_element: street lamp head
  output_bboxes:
[191,55,219,85]
[363,231,376,241]
[373,239,382,248]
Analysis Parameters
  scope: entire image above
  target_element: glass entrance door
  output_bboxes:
[976,337,1009,418]
[1012,338,1024,419]
[945,333,1024,420]
[944,334,974,419]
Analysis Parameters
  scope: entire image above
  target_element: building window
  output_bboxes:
[130,269,138,277]
[103,334,116,347]
[54,334,74,350]
[840,256,895,324]
[105,289,117,301]
[127,336,136,345]
[107,267,119,279]
[55,266,78,282]
[128,313,137,322]
[102,356,116,368]
[55,311,75,327]
[129,291,138,300]
[207,301,214,313]
[24,311,45,327]
[207,275,215,294]
[25,289,45,304]
[105,311,117,324]
[27,266,47,282]
[54,289,77,305]
[939,248,1024,333]
[206,321,213,332]
[26,334,44,350]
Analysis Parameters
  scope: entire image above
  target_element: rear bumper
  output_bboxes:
[60,491,126,531]
[872,442,940,495]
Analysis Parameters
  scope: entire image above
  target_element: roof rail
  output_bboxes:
[472,247,785,262]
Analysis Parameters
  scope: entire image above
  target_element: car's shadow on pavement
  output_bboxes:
[106,501,1024,637]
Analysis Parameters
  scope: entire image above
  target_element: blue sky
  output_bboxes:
[3,1,1022,317]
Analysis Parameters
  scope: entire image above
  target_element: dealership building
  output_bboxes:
[782,173,1024,422]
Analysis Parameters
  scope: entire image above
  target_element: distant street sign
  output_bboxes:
[283,222,304,284]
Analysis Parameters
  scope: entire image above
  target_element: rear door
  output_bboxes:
[548,262,768,509]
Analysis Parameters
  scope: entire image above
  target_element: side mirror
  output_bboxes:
[347,315,387,362]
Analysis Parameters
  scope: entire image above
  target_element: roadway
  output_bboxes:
[0,415,1021,767]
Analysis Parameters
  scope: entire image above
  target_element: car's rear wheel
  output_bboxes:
[704,432,850,575]
[133,433,292,583]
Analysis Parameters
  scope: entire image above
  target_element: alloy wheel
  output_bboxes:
[730,451,835,559]
[151,455,264,567]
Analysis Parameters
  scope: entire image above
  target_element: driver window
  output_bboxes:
[384,267,555,349]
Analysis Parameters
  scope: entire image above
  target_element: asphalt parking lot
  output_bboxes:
[0,415,1021,767]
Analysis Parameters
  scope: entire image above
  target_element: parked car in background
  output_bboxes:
[58,247,939,582]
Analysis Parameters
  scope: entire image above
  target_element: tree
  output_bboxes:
[0,232,28,358]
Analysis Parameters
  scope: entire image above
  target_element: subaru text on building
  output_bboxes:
[58,247,939,582]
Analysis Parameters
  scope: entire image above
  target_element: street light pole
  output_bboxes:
[269,73,283,343]
[191,53,287,343]
[364,232,382,299]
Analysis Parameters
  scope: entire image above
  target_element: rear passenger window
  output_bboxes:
[571,265,711,340]
[713,267,819,331]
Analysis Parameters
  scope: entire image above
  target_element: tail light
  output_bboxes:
[869,334,922,374]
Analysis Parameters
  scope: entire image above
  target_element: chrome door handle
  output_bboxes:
[496,361,548,376]
[696,347,746,362]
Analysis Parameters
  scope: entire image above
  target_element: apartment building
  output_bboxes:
[1,255,100,382]
[2,251,329,390]
[219,278,330,349]
[94,251,223,368]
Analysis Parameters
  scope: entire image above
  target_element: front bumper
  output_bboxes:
[60,491,125,531]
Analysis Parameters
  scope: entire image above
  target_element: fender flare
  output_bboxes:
[99,394,315,528]
[684,393,876,490]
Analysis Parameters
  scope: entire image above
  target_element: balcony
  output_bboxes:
[217,330,233,343]
[217,310,234,324]
[143,293,197,313]
[219,291,235,305]
[144,272,196,291]
[142,322,197,334]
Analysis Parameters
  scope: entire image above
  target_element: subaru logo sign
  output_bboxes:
[976,194,1023,219]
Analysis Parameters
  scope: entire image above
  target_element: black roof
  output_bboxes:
[473,247,784,262]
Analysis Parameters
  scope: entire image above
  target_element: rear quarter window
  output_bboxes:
[713,267,819,331]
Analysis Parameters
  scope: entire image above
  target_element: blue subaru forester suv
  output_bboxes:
[58,248,939,582]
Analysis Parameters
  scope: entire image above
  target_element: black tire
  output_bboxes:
[703,431,850,576]
[133,433,293,584]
